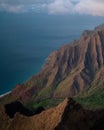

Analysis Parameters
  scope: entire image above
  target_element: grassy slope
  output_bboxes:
[26,98,64,111]
[74,68,104,110]
[75,87,104,110]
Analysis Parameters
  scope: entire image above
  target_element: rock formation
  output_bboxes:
[1,98,104,130]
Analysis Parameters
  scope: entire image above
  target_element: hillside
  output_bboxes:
[0,24,103,106]
[0,24,104,130]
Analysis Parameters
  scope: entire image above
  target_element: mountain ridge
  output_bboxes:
[1,24,104,108]
[21,26,104,101]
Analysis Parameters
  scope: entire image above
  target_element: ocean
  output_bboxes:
[0,12,104,95]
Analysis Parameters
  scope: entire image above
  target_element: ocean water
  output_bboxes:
[0,12,104,95]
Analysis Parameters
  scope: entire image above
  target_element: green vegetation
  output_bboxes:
[25,76,45,88]
[26,98,64,111]
[75,87,104,110]
[37,87,52,98]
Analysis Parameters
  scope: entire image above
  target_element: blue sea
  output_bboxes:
[0,12,104,95]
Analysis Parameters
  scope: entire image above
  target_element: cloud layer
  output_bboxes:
[0,0,104,16]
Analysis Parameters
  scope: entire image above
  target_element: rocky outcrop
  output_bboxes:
[0,98,68,130]
[1,98,104,130]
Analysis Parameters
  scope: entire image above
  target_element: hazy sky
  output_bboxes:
[0,0,104,16]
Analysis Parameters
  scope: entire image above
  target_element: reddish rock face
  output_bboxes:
[3,26,104,103]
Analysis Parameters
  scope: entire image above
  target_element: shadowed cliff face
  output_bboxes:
[4,101,44,118]
[5,101,33,118]
[1,25,104,105]
[1,98,104,130]
[55,98,104,130]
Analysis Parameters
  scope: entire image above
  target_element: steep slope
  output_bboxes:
[1,25,104,108]
[74,67,104,109]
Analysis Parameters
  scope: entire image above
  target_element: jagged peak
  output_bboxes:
[80,24,104,40]
[95,23,104,31]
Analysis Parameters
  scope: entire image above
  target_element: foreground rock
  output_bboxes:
[0,98,104,130]
[0,98,68,130]
[55,98,104,130]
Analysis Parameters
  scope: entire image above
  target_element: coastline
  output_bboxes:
[0,91,11,98]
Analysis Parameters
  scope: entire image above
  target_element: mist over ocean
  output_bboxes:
[0,12,104,95]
